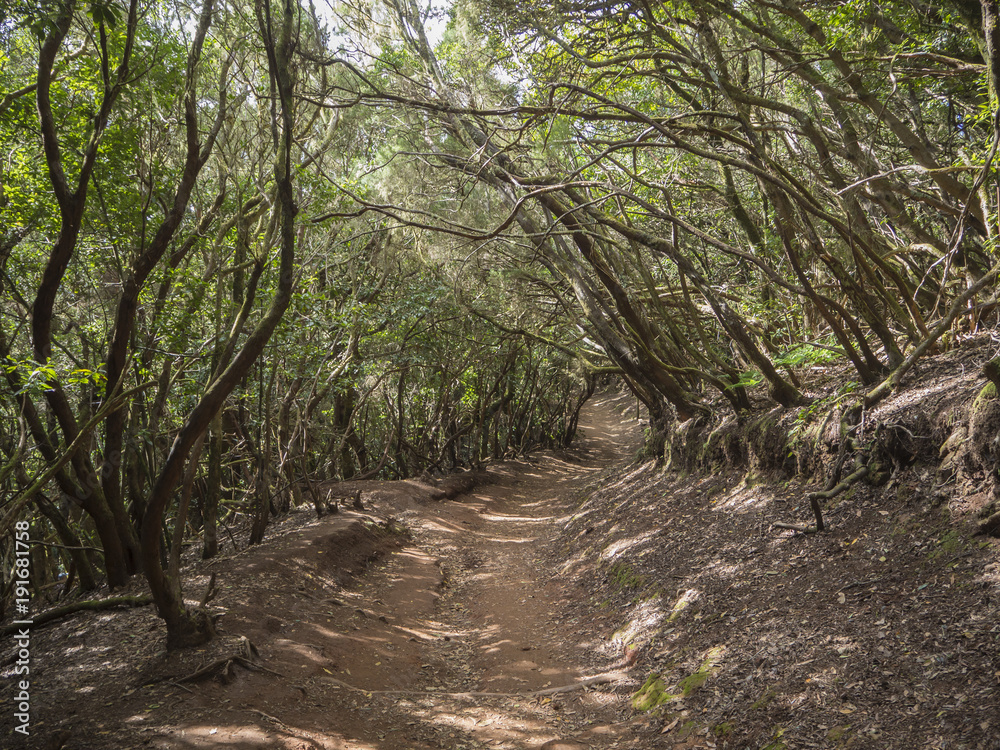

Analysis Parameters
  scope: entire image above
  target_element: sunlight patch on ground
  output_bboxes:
[611,596,666,648]
[416,618,463,638]
[979,560,1000,590]
[419,518,471,534]
[275,640,327,666]
[599,529,658,561]
[698,558,750,580]
[425,709,480,732]
[614,462,656,488]
[668,588,701,622]
[481,536,534,544]
[401,698,560,750]
[395,624,443,641]
[396,548,436,561]
[466,570,498,584]
[830,635,858,656]
[519,504,561,516]
[712,487,769,512]
[476,513,558,523]
[152,721,364,748]
[703,644,726,668]
[481,637,515,655]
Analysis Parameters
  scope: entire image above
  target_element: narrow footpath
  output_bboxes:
[133,393,645,750]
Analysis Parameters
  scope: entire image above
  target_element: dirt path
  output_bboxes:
[11,394,643,750]
[13,372,1000,750]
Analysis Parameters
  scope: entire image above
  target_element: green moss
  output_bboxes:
[608,561,645,590]
[828,725,852,744]
[676,647,722,696]
[633,648,725,711]
[677,720,698,738]
[973,382,997,413]
[712,721,735,737]
[632,674,677,711]
[867,459,891,486]
[761,727,788,750]
[706,483,726,499]
[667,594,692,622]
[677,670,708,695]
[751,687,778,710]
[929,529,964,560]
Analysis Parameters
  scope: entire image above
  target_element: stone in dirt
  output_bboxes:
[539,740,590,750]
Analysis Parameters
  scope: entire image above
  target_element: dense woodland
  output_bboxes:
[2,0,1000,648]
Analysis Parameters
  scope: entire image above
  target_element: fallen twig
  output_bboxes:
[838,578,883,592]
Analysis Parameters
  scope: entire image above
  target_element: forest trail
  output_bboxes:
[11,369,1000,750]
[32,394,645,750]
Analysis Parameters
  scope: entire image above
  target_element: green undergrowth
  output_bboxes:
[761,727,788,750]
[632,646,725,711]
[607,561,646,590]
[972,382,996,413]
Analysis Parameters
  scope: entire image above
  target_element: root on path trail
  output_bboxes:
[315,669,632,699]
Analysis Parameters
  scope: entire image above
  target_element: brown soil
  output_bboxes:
[4,377,1000,750]
[3,394,648,750]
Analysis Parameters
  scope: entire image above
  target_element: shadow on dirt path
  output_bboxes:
[7,393,644,750]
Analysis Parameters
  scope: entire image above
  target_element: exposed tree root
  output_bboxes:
[316,669,629,699]
[250,709,290,728]
[779,464,870,533]
[977,509,1000,537]
[0,595,152,638]
[175,655,255,684]
[171,636,279,684]
[198,572,218,607]
[773,522,818,534]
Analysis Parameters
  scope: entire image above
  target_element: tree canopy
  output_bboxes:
[2,0,1000,645]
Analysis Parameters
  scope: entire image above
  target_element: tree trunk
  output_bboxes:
[202,410,223,559]
[140,0,299,648]
[33,493,98,592]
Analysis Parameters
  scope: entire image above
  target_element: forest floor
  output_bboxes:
[4,379,1000,749]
